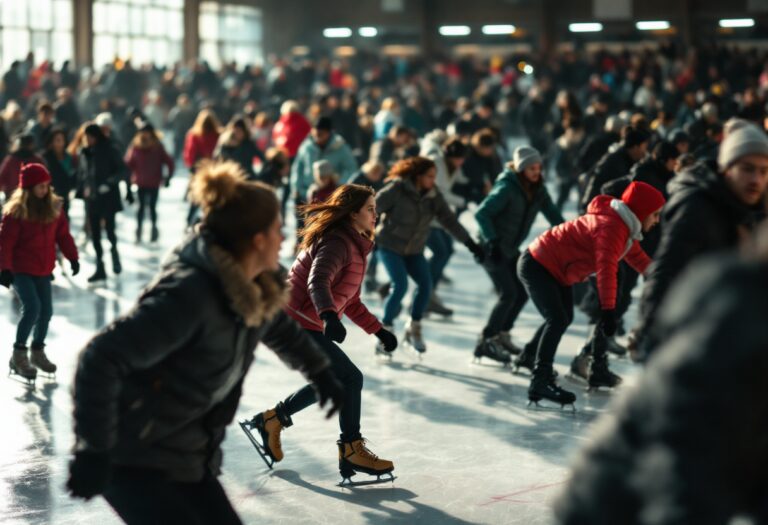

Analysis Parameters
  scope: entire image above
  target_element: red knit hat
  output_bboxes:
[19,163,51,189]
[621,181,666,222]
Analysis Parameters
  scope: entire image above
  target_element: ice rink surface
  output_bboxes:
[0,166,641,525]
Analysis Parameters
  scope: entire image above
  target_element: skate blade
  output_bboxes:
[338,473,396,488]
[239,420,275,469]
[471,356,512,368]
[511,366,533,377]
[565,372,588,385]
[402,341,425,361]
[526,399,577,413]
[586,384,619,394]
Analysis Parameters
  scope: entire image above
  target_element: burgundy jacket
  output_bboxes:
[286,223,381,334]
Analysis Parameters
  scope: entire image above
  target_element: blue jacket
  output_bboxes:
[291,133,357,200]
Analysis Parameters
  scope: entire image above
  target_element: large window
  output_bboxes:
[199,2,263,69]
[0,0,74,72]
[93,0,183,68]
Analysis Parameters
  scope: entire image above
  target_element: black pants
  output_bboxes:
[556,176,577,210]
[87,209,118,262]
[482,253,527,338]
[517,250,573,373]
[137,187,159,232]
[103,468,242,525]
[282,330,363,442]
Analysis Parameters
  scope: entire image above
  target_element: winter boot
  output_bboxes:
[111,247,122,275]
[569,347,591,381]
[251,403,293,463]
[87,261,107,283]
[426,293,453,317]
[404,319,427,354]
[338,439,394,479]
[588,354,623,389]
[30,343,56,374]
[9,344,37,382]
[497,331,522,355]
[150,225,159,243]
[473,335,511,364]
[376,324,395,357]
[528,368,576,407]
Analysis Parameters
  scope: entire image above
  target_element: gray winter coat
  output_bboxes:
[375,178,471,255]
[72,231,330,482]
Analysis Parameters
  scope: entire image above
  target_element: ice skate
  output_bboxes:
[87,261,107,283]
[30,344,56,377]
[240,404,293,469]
[375,324,395,360]
[426,293,453,317]
[512,348,534,375]
[404,319,426,357]
[472,335,511,366]
[9,345,36,385]
[337,439,395,487]
[496,332,522,355]
[111,247,122,275]
[567,348,590,383]
[150,226,159,243]
[528,373,576,411]
[587,356,622,391]
[606,336,628,357]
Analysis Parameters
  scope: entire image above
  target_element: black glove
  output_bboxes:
[0,269,13,288]
[320,311,346,343]
[599,309,617,337]
[70,260,80,276]
[485,240,503,263]
[375,327,398,352]
[465,239,485,263]
[309,367,345,419]
[67,450,112,500]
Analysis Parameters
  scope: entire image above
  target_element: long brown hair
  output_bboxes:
[189,160,279,257]
[298,184,375,250]
[385,156,435,184]
[190,109,221,137]
[3,186,62,223]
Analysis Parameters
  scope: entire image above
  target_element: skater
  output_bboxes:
[78,124,129,283]
[474,146,564,364]
[124,122,174,244]
[306,160,339,204]
[375,157,484,354]
[215,115,265,179]
[0,133,45,200]
[67,161,344,524]
[0,163,79,383]
[249,184,398,484]
[516,181,665,405]
[183,109,221,226]
[42,127,76,218]
[349,160,385,293]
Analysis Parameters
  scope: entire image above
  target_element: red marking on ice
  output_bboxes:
[479,481,566,506]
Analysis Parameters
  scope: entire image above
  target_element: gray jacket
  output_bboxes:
[72,231,330,482]
[375,178,470,255]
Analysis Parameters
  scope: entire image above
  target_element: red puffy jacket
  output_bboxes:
[286,223,381,334]
[183,131,219,169]
[125,144,175,188]
[0,205,78,276]
[272,112,311,159]
[529,195,651,309]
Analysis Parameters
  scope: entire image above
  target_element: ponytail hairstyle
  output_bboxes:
[298,184,375,250]
[189,160,279,257]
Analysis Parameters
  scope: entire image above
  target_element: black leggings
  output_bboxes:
[282,330,363,442]
[482,253,528,338]
[517,250,574,374]
[103,468,242,525]
[137,187,159,229]
[88,210,118,261]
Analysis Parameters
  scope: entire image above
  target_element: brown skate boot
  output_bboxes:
[30,344,57,375]
[337,439,395,486]
[9,344,37,383]
[246,403,292,468]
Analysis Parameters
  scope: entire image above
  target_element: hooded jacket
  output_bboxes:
[124,144,175,189]
[291,133,358,200]
[72,232,330,482]
[375,178,471,256]
[287,223,381,334]
[476,169,564,259]
[529,195,652,309]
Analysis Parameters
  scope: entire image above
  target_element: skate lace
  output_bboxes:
[355,439,379,461]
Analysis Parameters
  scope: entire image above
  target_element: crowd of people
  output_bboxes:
[0,41,767,523]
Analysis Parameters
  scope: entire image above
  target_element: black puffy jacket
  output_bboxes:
[72,232,330,482]
[579,146,636,212]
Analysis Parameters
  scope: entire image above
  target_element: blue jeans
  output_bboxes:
[426,227,454,287]
[13,273,53,347]
[379,248,432,325]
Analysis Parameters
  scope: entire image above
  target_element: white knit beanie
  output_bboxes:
[717,123,768,171]
[513,146,542,172]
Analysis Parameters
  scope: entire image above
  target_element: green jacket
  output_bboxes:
[475,169,564,259]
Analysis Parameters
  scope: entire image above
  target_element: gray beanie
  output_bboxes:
[717,123,768,170]
[513,146,542,172]
[313,159,336,178]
